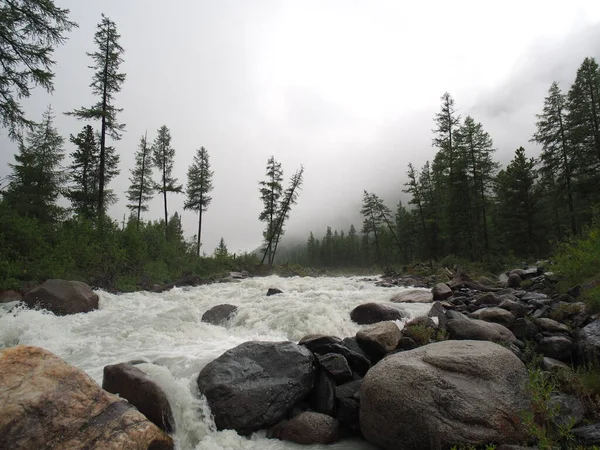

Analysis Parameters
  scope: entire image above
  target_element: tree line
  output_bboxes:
[288,57,600,270]
[0,2,304,290]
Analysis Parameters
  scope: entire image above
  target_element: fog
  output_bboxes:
[1,0,599,253]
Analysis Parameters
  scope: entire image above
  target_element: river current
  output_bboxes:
[0,275,431,449]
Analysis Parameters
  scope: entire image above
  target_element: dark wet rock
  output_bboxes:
[578,320,600,366]
[310,343,371,377]
[397,336,418,351]
[572,423,600,446]
[299,334,342,350]
[427,301,448,329]
[267,288,283,296]
[201,304,238,326]
[0,290,21,303]
[197,341,316,435]
[360,340,529,450]
[549,393,585,427]
[0,346,173,450]
[22,279,99,315]
[103,363,175,433]
[446,310,470,321]
[335,379,362,400]
[308,369,335,416]
[432,283,453,301]
[542,357,570,372]
[356,322,401,360]
[317,353,353,384]
[341,337,370,362]
[498,298,528,318]
[350,302,405,325]
[511,318,539,341]
[506,273,522,288]
[337,398,360,434]
[447,318,516,343]
[537,336,574,361]
[271,411,340,445]
[475,292,501,306]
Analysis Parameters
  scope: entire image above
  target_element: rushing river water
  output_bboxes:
[0,275,431,450]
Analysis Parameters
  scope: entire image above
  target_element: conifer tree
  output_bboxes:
[66,125,98,219]
[214,237,228,258]
[0,0,77,138]
[6,107,65,221]
[258,156,283,263]
[66,14,125,217]
[126,133,154,228]
[360,191,384,265]
[152,125,182,238]
[184,147,214,256]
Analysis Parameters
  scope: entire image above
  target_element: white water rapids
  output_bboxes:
[0,275,431,450]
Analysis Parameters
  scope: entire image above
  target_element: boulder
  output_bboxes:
[578,319,600,366]
[390,289,433,303]
[335,379,362,400]
[537,336,574,361]
[469,307,515,327]
[201,304,238,326]
[341,337,371,362]
[356,322,401,360]
[475,292,501,306]
[272,412,340,445]
[549,393,585,427]
[308,369,335,416]
[498,298,528,318]
[311,342,371,376]
[350,302,405,325]
[299,334,342,349]
[447,318,517,343]
[432,283,453,301]
[446,310,470,321]
[427,301,448,329]
[337,398,360,433]
[102,363,175,433]
[197,341,316,435]
[478,276,496,287]
[506,273,521,289]
[22,279,99,315]
[0,346,173,450]
[267,288,283,296]
[537,318,570,334]
[317,353,353,384]
[0,290,21,303]
[405,316,437,329]
[360,340,529,450]
[572,423,600,446]
[522,292,552,306]
[542,357,570,372]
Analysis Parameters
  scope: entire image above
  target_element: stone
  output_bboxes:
[397,336,418,350]
[446,310,470,321]
[390,289,433,303]
[266,288,283,296]
[498,298,528,318]
[537,336,574,361]
[271,412,340,445]
[427,301,448,329]
[22,279,99,315]
[356,322,401,360]
[404,316,437,328]
[311,342,371,376]
[360,340,529,450]
[477,276,496,287]
[447,318,517,343]
[0,346,173,450]
[317,353,353,384]
[506,273,522,288]
[337,398,360,433]
[308,369,335,416]
[103,363,175,433]
[542,357,570,372]
[201,304,238,326]
[475,292,501,306]
[572,423,600,446]
[299,334,342,349]
[537,318,570,334]
[335,379,362,400]
[432,283,453,301]
[0,290,21,303]
[533,306,551,319]
[549,393,585,427]
[197,341,316,434]
[340,337,370,361]
[350,302,405,325]
[469,307,516,327]
[578,320,600,366]
[522,292,552,306]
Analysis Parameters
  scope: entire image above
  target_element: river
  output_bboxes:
[0,275,431,449]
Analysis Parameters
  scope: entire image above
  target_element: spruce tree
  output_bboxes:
[66,125,99,219]
[184,147,214,256]
[258,156,283,264]
[126,133,154,228]
[360,191,384,265]
[214,238,228,258]
[6,106,65,221]
[152,125,182,238]
[66,14,125,217]
[0,0,76,138]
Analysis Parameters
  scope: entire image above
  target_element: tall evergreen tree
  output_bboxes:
[532,82,577,234]
[214,237,228,258]
[152,126,182,238]
[66,125,98,219]
[360,191,384,265]
[66,14,125,217]
[258,156,283,264]
[5,107,65,221]
[184,147,214,256]
[0,0,77,138]
[126,133,154,228]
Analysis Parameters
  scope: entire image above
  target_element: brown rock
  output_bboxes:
[103,363,175,433]
[356,322,401,358]
[469,307,516,327]
[0,290,21,303]
[506,273,522,289]
[350,302,405,325]
[0,346,173,450]
[272,412,340,445]
[432,283,453,301]
[22,279,99,315]
[538,318,571,334]
[390,289,433,303]
[447,318,517,343]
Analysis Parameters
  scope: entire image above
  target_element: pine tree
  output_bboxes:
[152,125,182,238]
[214,237,228,258]
[347,224,359,266]
[533,82,577,235]
[126,133,154,228]
[0,0,77,138]
[360,191,384,265]
[184,147,214,256]
[5,106,65,221]
[258,156,283,264]
[66,125,98,219]
[66,14,125,217]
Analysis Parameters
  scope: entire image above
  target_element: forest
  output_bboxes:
[1,2,600,294]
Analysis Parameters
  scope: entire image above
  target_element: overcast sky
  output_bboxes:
[1,1,600,253]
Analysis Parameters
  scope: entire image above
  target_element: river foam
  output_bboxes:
[0,275,431,449]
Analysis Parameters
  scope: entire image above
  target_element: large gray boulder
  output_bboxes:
[360,340,529,450]
[201,304,238,326]
[350,302,405,325]
[22,279,99,315]
[537,336,574,361]
[578,320,600,366]
[469,307,516,327]
[197,341,316,435]
[447,318,517,343]
[271,411,340,445]
[356,321,401,360]
[432,283,453,301]
[390,289,433,303]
